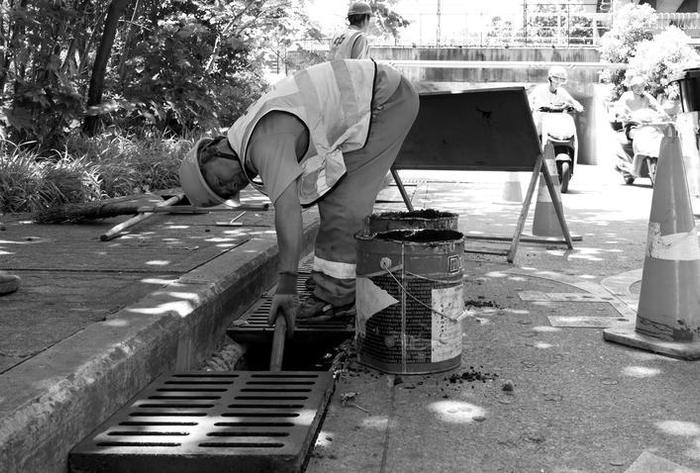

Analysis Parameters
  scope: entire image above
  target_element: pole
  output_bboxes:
[436,0,441,46]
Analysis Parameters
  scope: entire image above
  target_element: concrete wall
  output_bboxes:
[370,47,609,164]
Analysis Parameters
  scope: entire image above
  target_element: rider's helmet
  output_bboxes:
[548,66,568,84]
[627,76,646,91]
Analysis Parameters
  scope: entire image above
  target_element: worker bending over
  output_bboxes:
[179,59,419,334]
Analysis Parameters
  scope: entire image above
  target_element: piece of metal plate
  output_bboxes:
[69,371,334,473]
[520,291,617,303]
[227,269,354,345]
[548,315,632,328]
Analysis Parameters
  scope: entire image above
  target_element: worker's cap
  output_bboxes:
[348,1,372,16]
[548,65,568,81]
[179,137,240,208]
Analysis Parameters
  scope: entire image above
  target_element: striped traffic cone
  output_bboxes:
[501,172,522,203]
[532,143,563,237]
[604,126,700,359]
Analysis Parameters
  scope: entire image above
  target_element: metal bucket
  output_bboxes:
[355,229,464,374]
[365,209,459,234]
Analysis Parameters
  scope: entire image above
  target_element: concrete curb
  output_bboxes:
[0,210,319,473]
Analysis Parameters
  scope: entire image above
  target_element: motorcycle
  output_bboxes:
[612,108,667,187]
[536,105,579,193]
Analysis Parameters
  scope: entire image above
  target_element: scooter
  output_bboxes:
[613,108,666,187]
[537,105,579,193]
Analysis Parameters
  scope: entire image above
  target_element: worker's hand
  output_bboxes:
[269,293,298,339]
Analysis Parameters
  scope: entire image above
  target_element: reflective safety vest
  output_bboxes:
[329,28,369,60]
[227,59,377,205]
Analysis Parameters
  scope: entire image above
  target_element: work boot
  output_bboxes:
[297,294,355,322]
[0,271,21,296]
[303,276,316,293]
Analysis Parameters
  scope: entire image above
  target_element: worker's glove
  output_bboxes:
[269,294,298,339]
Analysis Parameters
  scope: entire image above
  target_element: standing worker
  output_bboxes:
[329,2,373,60]
[178,59,419,334]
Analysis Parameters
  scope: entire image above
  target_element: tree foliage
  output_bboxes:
[0,0,320,148]
[626,26,700,101]
[598,1,656,99]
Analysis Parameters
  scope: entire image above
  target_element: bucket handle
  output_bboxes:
[379,259,465,321]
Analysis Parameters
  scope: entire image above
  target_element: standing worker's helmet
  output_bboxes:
[347,1,372,17]
[548,66,568,83]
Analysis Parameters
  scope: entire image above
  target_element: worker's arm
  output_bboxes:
[645,92,670,118]
[560,88,584,112]
[268,179,303,337]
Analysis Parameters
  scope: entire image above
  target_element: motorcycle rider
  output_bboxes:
[529,66,585,135]
[613,76,669,182]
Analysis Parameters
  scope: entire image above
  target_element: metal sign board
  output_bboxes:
[394,86,541,172]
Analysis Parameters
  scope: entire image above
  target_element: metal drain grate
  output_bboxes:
[227,268,354,345]
[69,371,334,473]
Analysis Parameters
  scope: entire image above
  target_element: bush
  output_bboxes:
[598,1,657,99]
[626,27,700,101]
[0,141,100,214]
[0,129,193,214]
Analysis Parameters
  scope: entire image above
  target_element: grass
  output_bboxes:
[0,129,195,214]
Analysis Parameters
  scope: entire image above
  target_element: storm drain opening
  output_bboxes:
[227,266,354,366]
[69,371,334,473]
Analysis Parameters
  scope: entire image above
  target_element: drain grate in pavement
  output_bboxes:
[69,371,334,473]
[227,268,354,345]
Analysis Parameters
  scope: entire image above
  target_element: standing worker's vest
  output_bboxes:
[329,28,368,60]
[227,60,377,205]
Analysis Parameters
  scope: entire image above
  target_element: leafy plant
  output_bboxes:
[625,26,700,101]
[598,1,657,99]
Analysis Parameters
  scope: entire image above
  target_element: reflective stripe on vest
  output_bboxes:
[330,29,366,59]
[227,60,376,205]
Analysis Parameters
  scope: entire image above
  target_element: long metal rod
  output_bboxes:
[270,313,287,372]
[100,194,184,241]
[390,167,415,211]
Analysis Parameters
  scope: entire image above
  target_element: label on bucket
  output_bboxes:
[431,285,463,362]
[356,277,399,336]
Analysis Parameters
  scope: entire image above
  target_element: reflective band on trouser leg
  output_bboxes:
[313,256,356,279]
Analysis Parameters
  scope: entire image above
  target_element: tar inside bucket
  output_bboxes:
[355,229,465,375]
[364,209,459,235]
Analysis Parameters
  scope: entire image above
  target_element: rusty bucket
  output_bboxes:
[355,229,465,374]
[365,209,459,235]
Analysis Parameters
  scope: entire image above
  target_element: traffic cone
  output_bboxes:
[532,143,563,237]
[501,172,522,203]
[604,126,700,359]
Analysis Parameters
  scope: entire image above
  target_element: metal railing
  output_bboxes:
[284,11,700,51]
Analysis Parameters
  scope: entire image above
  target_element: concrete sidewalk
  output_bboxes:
[0,189,320,473]
[306,168,700,473]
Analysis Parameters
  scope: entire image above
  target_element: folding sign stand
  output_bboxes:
[388,86,577,263]
[506,143,574,262]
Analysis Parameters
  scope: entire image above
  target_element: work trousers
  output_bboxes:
[311,77,419,306]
